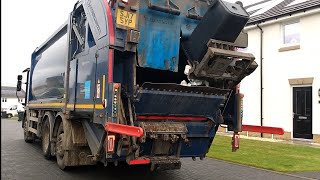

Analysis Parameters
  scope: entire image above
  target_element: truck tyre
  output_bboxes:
[56,121,66,170]
[7,114,12,118]
[41,118,51,160]
[24,119,34,143]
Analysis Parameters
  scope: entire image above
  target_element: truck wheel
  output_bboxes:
[42,119,51,159]
[56,122,66,170]
[7,114,12,118]
[24,119,34,143]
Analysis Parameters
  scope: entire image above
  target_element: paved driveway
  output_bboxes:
[1,120,319,180]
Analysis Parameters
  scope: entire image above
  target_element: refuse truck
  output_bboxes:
[16,0,282,171]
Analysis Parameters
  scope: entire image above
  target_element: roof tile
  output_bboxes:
[1,86,25,98]
[246,0,320,25]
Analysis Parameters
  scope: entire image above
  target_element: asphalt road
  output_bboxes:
[1,120,319,180]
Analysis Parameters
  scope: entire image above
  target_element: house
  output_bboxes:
[1,86,25,111]
[239,0,320,142]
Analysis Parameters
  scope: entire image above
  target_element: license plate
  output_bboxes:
[116,9,136,29]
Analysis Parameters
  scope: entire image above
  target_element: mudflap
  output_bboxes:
[63,148,96,166]
[61,117,96,166]
[150,156,181,171]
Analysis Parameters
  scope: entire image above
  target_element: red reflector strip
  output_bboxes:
[103,0,114,83]
[136,116,207,121]
[232,133,240,152]
[103,0,114,45]
[105,122,144,137]
[107,49,114,83]
[235,84,239,93]
[129,159,151,165]
[233,134,240,148]
[242,125,285,135]
[107,135,115,152]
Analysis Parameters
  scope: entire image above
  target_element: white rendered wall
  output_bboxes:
[241,12,320,135]
[1,98,24,110]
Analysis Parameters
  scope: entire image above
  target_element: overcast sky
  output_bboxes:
[1,0,258,87]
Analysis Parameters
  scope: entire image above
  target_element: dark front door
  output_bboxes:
[293,87,313,139]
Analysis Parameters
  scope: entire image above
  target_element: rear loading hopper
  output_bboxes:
[134,83,229,118]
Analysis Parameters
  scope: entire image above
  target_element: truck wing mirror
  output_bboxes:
[17,75,22,91]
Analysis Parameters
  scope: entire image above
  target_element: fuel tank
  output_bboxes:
[30,24,68,100]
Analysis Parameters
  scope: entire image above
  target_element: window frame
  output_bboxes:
[281,20,300,46]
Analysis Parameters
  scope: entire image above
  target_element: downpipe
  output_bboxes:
[257,24,264,138]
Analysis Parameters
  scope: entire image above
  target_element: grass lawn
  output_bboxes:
[207,135,320,172]
[1,117,19,121]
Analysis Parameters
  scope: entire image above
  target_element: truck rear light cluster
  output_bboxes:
[113,94,117,114]
[113,84,119,116]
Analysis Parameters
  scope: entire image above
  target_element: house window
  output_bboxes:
[283,21,300,45]
[2,98,7,102]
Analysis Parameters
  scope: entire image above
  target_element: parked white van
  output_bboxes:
[4,104,24,118]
